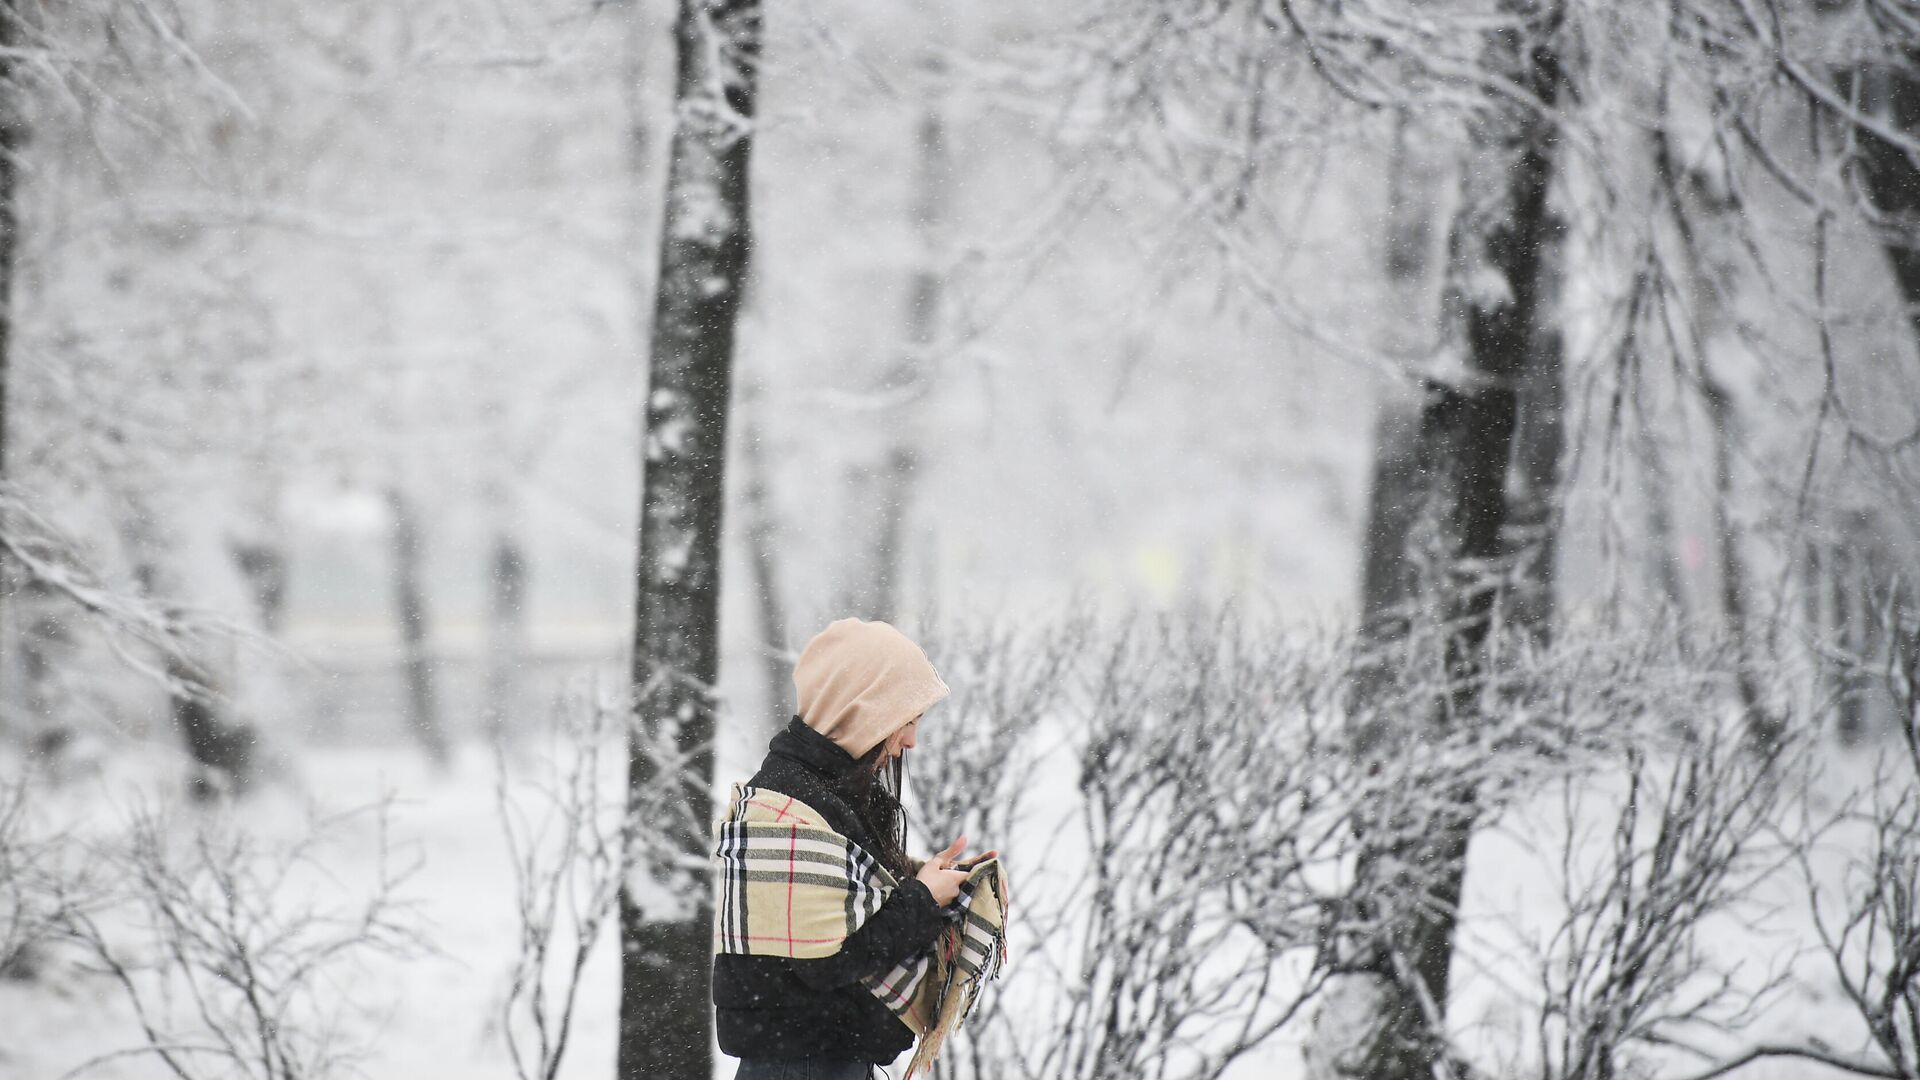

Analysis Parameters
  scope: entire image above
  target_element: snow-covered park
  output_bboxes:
[2,1,1919,1079]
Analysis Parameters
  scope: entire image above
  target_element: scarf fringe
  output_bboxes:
[902,875,1011,1079]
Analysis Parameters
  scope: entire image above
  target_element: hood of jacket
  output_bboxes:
[793,617,949,759]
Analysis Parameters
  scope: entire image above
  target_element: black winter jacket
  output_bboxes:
[712,717,945,1063]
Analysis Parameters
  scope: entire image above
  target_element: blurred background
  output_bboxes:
[1,0,1918,1078]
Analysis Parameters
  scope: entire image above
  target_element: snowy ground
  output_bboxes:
[0,734,1888,1080]
[4,744,621,1080]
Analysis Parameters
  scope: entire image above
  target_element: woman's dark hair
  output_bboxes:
[837,740,911,879]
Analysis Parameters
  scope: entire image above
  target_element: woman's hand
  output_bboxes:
[914,835,980,906]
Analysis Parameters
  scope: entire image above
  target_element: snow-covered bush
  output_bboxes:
[908,610,1838,1080]
[0,771,102,982]
[491,677,633,1080]
[50,800,422,1080]
[912,612,1374,1080]
[1786,591,1920,1080]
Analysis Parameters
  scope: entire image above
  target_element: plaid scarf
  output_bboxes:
[712,783,1010,1077]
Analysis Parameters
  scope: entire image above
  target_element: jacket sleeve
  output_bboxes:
[789,878,945,991]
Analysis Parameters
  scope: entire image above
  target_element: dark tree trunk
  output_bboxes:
[1818,508,1904,742]
[1698,370,1773,741]
[616,1,758,1077]
[385,487,448,766]
[1500,250,1566,641]
[1314,18,1563,1080]
[227,539,289,635]
[483,527,529,743]
[123,512,257,796]
[0,3,25,717]
[1358,109,1442,668]
[1854,48,1920,346]
[0,1,21,481]
[165,652,254,800]
[1638,389,1691,631]
[1843,50,1920,736]
[18,589,65,726]
[1357,401,1426,641]
[1831,513,1872,742]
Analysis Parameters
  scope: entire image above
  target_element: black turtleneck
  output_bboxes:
[767,714,861,777]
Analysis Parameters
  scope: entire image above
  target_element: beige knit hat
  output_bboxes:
[794,618,950,759]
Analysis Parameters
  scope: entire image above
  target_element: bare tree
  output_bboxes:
[0,485,237,712]
[1665,0,1920,746]
[54,801,422,1080]
[1359,112,1445,651]
[385,485,449,768]
[1647,132,1775,740]
[118,496,259,795]
[903,612,1081,855]
[0,0,23,483]
[1776,585,1920,1080]
[849,65,950,624]
[1514,725,1790,1080]
[494,679,632,1080]
[1314,8,1570,1077]
[226,538,290,637]
[0,770,99,980]
[912,612,1357,1080]
[482,473,532,746]
[616,0,761,1076]
[1500,239,1567,642]
[0,0,27,718]
[903,610,1801,1080]
[736,370,793,735]
[1844,29,1920,350]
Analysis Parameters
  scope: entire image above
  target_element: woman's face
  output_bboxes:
[880,714,921,764]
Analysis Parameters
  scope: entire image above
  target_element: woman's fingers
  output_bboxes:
[930,835,1006,875]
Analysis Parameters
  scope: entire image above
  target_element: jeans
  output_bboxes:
[732,1059,872,1080]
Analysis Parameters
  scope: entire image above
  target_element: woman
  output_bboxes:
[712,617,993,1080]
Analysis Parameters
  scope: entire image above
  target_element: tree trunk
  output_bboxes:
[1357,109,1441,676]
[0,3,25,719]
[1817,508,1905,743]
[164,652,254,800]
[1637,385,1691,632]
[1845,50,1920,738]
[1312,18,1563,1080]
[385,486,448,766]
[1500,251,1565,641]
[227,539,289,635]
[483,523,529,744]
[1831,512,1871,741]
[121,508,257,796]
[857,100,948,623]
[1698,369,1773,741]
[1854,48,1920,347]
[0,1,21,481]
[1653,135,1776,743]
[1357,400,1426,644]
[616,1,758,1077]
[18,589,64,727]
[738,373,792,735]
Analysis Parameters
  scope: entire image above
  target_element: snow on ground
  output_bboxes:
[0,733,1896,1080]
[2,744,623,1080]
